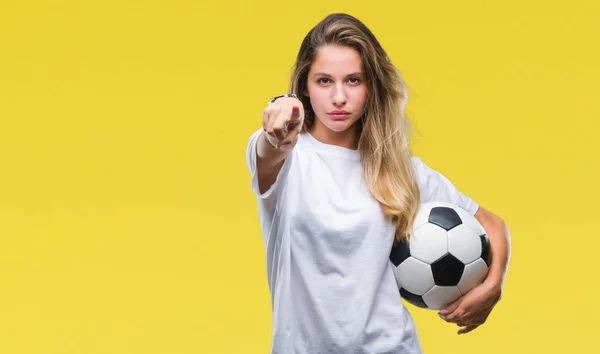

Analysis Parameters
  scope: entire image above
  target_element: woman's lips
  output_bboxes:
[328,111,350,120]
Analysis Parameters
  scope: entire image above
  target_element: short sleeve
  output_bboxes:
[245,128,293,201]
[412,156,479,215]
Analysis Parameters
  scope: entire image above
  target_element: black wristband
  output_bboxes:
[268,93,298,106]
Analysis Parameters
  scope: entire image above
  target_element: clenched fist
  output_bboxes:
[262,97,305,149]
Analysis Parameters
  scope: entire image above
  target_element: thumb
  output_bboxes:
[439,298,462,316]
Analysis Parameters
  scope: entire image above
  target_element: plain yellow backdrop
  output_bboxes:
[1,0,598,353]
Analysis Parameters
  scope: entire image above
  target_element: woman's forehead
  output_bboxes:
[310,45,362,75]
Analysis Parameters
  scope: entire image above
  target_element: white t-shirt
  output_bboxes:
[246,128,479,354]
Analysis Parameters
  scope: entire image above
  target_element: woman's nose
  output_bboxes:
[332,85,347,106]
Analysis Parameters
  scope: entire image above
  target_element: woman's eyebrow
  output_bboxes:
[312,72,364,77]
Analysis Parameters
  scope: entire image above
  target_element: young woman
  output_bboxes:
[246,13,511,354]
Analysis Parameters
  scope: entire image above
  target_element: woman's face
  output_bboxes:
[305,45,367,136]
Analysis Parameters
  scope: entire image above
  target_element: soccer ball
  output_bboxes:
[389,201,491,310]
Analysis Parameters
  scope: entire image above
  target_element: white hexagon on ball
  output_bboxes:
[396,257,435,296]
[447,224,482,264]
[410,222,449,264]
[422,285,462,310]
[457,258,489,294]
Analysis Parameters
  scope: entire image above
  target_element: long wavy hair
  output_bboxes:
[289,13,420,244]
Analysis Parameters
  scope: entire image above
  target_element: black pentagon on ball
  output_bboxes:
[480,234,491,266]
[429,206,462,231]
[431,253,465,286]
[389,239,411,267]
[400,288,428,308]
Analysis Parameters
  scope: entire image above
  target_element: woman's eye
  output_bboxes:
[317,77,361,84]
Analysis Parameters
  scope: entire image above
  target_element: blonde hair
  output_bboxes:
[290,13,420,243]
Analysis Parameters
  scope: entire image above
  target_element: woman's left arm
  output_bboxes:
[438,206,512,334]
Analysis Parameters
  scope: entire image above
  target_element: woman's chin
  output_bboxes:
[324,119,359,132]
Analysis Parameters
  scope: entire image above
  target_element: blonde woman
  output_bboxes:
[246,13,511,354]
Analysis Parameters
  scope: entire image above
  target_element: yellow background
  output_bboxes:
[1,0,598,353]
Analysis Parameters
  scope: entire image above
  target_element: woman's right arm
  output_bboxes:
[256,97,304,194]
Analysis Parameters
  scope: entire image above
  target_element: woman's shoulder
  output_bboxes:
[410,155,432,182]
[410,155,424,167]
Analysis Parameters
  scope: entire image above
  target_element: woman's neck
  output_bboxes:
[309,120,359,150]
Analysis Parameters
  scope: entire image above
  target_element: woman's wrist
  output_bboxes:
[262,131,280,149]
[261,130,297,151]
[483,272,503,295]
